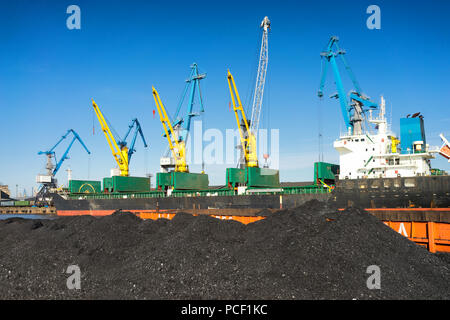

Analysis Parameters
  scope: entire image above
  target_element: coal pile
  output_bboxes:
[0,200,449,299]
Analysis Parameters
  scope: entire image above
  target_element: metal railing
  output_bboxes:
[68,185,328,200]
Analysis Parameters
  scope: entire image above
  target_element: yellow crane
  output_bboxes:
[91,99,129,176]
[151,87,188,173]
[227,70,258,168]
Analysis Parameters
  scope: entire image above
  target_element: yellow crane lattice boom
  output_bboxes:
[227,70,258,168]
[151,86,188,172]
[91,99,129,176]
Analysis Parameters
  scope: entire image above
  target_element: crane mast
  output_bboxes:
[250,16,270,137]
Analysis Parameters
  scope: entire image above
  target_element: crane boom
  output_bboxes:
[250,16,270,136]
[92,99,129,176]
[227,70,258,168]
[152,86,188,172]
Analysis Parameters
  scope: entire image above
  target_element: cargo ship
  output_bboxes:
[51,32,450,252]
[52,91,450,252]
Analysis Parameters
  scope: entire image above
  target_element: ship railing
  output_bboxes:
[67,185,328,200]
[68,191,165,200]
[171,189,236,197]
[281,186,328,194]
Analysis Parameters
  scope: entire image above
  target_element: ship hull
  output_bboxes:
[55,193,331,216]
[53,175,450,216]
[332,175,450,208]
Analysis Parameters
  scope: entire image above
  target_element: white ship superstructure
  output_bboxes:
[335,97,437,180]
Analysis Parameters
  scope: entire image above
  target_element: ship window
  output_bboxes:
[355,139,359,142]
[388,159,394,165]
[404,179,415,187]
[371,181,380,188]
[366,149,368,151]
[373,148,375,151]
[373,159,375,162]
[361,139,365,142]
[395,158,400,165]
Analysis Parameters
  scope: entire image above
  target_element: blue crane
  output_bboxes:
[318,36,378,135]
[35,129,90,206]
[38,129,90,178]
[158,63,205,172]
[117,118,148,165]
[170,62,205,144]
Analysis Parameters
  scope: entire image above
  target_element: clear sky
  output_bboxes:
[1,0,449,196]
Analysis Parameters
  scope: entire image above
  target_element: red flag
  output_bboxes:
[153,110,156,119]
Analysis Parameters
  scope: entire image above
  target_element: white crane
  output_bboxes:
[250,16,270,137]
[237,16,270,168]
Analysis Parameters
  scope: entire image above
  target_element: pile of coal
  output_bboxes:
[0,200,448,299]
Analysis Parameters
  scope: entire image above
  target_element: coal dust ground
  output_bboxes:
[0,200,449,299]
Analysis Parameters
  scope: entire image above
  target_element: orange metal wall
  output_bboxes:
[384,221,450,253]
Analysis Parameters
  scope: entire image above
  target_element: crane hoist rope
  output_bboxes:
[227,70,258,168]
[152,86,188,173]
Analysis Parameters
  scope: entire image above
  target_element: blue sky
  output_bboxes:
[1,0,449,195]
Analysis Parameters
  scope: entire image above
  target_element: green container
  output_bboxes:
[247,167,280,188]
[103,177,113,192]
[171,172,209,190]
[14,200,29,206]
[112,176,150,193]
[69,180,102,194]
[226,168,246,187]
[314,162,339,184]
[156,172,172,190]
